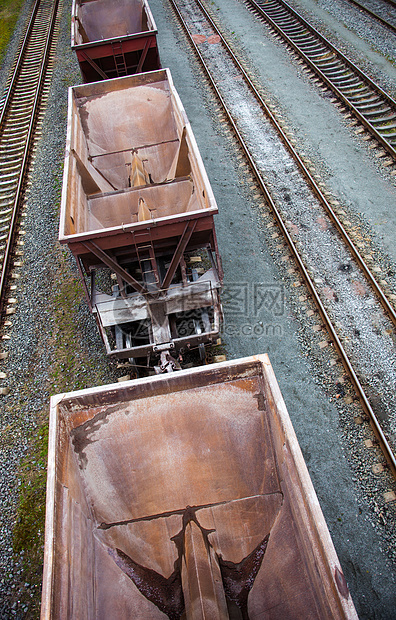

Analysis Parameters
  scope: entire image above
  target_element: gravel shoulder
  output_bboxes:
[212,0,396,268]
[0,0,123,616]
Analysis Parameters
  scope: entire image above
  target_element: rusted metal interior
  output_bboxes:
[71,0,160,81]
[59,70,223,363]
[41,355,358,619]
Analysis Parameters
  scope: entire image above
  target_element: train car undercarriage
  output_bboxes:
[59,70,223,369]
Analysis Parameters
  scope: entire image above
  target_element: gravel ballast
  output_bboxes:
[149,0,396,616]
[0,1,122,616]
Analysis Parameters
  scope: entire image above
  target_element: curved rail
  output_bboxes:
[0,0,60,318]
[168,0,396,478]
[246,0,396,158]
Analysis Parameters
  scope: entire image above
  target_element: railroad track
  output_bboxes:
[0,0,60,322]
[169,0,396,479]
[244,0,396,159]
[345,0,396,34]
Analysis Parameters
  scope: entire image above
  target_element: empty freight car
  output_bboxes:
[41,355,358,619]
[59,69,223,370]
[72,0,160,82]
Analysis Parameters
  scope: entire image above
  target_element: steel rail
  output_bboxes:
[246,0,396,158]
[0,0,60,318]
[344,0,396,33]
[197,0,396,328]
[168,0,396,479]
[0,0,42,124]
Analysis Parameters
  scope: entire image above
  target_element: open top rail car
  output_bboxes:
[72,0,161,82]
[41,355,358,619]
[40,2,358,617]
[60,69,223,369]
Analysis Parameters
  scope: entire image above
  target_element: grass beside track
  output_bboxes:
[10,244,114,616]
[0,1,103,615]
[0,0,26,63]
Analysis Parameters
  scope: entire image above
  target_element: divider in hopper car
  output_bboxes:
[59,70,223,369]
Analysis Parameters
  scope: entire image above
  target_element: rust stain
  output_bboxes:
[192,34,206,44]
[219,533,270,617]
[226,377,260,393]
[253,393,266,411]
[71,408,113,468]
[351,280,368,296]
[109,548,184,620]
[316,216,328,231]
[207,35,220,44]
[322,286,338,302]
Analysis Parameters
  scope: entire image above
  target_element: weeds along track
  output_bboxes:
[0,0,61,322]
[169,0,396,477]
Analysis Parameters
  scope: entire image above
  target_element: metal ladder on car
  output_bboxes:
[133,231,160,291]
[111,41,127,76]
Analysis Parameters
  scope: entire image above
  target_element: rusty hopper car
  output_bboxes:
[41,354,357,619]
[71,0,160,82]
[59,69,223,368]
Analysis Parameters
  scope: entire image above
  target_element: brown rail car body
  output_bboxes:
[41,355,358,619]
[59,69,223,365]
[71,0,160,82]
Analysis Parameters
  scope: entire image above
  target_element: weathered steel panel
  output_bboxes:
[42,355,358,619]
[72,0,160,81]
[59,69,222,360]
[60,69,217,246]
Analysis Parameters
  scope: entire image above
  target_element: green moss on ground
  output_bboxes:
[10,244,115,616]
[1,3,107,614]
[12,417,49,618]
[0,0,26,64]
[13,425,48,556]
